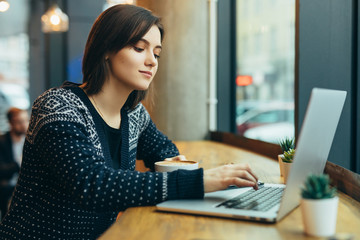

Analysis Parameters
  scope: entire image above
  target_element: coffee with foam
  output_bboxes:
[155,160,198,172]
[156,160,197,166]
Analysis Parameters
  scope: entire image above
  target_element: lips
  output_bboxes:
[139,70,152,78]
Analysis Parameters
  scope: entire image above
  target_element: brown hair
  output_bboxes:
[7,107,27,122]
[82,4,164,109]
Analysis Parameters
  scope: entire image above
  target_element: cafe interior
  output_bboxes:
[0,0,359,239]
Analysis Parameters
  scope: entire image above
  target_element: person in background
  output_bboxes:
[0,4,258,239]
[0,107,29,220]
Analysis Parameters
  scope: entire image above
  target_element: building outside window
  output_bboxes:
[235,0,295,143]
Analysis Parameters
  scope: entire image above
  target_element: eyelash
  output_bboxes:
[133,46,144,52]
[133,46,160,59]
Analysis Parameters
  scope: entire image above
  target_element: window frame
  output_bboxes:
[215,0,296,159]
[216,0,359,175]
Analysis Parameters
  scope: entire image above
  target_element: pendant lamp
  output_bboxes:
[0,0,10,12]
[41,4,69,33]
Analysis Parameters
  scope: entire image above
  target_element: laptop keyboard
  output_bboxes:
[216,186,284,212]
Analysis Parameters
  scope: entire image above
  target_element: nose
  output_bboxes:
[145,50,157,67]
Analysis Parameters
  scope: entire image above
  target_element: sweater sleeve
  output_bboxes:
[136,108,204,200]
[136,118,179,170]
[34,121,168,212]
[35,120,203,213]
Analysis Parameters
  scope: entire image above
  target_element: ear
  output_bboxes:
[104,52,110,60]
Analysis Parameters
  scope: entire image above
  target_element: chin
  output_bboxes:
[134,82,151,91]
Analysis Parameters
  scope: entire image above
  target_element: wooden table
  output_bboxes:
[99,141,360,240]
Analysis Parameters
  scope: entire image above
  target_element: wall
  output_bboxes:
[67,1,104,84]
[298,0,358,172]
[139,0,210,141]
[29,0,46,102]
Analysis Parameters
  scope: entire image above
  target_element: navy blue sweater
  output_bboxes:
[0,84,204,239]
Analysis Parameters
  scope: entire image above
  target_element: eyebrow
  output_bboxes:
[138,39,162,50]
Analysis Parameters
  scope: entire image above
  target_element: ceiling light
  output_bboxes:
[0,0,10,12]
[41,4,69,33]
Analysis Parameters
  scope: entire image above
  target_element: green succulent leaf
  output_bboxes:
[281,149,295,163]
[301,173,337,199]
[279,137,295,153]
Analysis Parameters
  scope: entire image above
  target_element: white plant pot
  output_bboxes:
[278,154,284,177]
[301,196,339,237]
[282,161,292,184]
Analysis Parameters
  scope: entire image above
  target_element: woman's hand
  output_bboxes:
[164,155,187,161]
[203,163,258,193]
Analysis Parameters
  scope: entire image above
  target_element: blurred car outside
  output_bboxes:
[243,122,294,144]
[236,101,294,144]
[0,83,30,133]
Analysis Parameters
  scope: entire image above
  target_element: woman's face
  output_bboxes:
[107,25,162,91]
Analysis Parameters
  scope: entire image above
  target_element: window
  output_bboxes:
[235,0,295,143]
[217,0,359,173]
[0,2,30,133]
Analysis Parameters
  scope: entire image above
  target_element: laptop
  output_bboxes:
[157,88,347,223]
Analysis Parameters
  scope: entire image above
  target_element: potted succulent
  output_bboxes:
[300,174,338,237]
[280,148,295,183]
[278,137,295,182]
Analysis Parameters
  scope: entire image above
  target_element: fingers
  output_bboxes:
[223,177,255,187]
[164,155,187,161]
[229,163,258,182]
[221,164,259,190]
[204,163,259,193]
[225,169,257,185]
[222,177,257,189]
[223,164,258,181]
[176,155,187,160]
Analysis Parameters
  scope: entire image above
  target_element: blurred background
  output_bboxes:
[0,0,295,144]
[0,0,358,174]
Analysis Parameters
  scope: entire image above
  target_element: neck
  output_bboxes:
[83,79,133,129]
[99,79,132,112]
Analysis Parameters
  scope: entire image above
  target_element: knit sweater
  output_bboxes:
[0,83,204,239]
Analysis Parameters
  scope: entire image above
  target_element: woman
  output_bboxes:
[0,4,258,239]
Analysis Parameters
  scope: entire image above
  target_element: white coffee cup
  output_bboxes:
[155,160,199,172]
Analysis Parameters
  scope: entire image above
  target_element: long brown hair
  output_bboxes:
[82,4,164,109]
